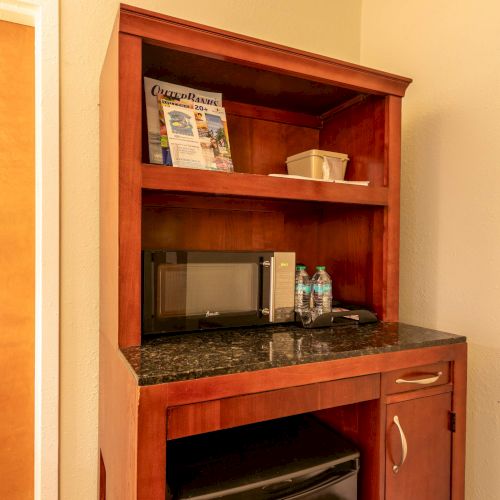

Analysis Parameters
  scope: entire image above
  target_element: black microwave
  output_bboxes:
[142,250,296,335]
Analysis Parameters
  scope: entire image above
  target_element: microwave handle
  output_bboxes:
[261,257,273,321]
[269,256,275,322]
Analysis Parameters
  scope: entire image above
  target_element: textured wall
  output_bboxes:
[60,1,361,497]
[361,1,500,498]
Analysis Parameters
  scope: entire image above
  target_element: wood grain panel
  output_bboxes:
[0,20,34,500]
[226,114,319,175]
[320,373,380,407]
[315,399,385,500]
[124,6,412,98]
[320,95,386,186]
[385,392,452,500]
[163,344,463,407]
[167,374,379,440]
[141,165,390,205]
[224,114,252,174]
[316,205,381,307]
[451,343,467,500]
[384,95,402,321]
[383,361,450,395]
[142,205,284,251]
[224,100,321,128]
[99,336,139,500]
[137,385,169,500]
[166,400,220,439]
[219,384,320,429]
[100,16,120,346]
[283,205,321,273]
[371,208,385,318]
[385,383,453,405]
[119,33,143,347]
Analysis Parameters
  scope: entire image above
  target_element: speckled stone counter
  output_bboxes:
[122,322,466,385]
[120,322,466,386]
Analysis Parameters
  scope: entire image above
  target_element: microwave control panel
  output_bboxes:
[272,252,296,323]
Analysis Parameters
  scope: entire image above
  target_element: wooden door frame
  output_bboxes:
[0,2,60,499]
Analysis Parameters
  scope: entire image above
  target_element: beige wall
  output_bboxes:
[60,1,361,497]
[361,1,500,498]
[0,20,34,500]
[62,1,500,498]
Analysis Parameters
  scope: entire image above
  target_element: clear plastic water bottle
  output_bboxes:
[295,265,311,315]
[311,266,332,315]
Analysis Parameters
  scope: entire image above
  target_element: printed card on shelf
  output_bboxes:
[161,100,205,170]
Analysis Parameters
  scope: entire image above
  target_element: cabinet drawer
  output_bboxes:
[167,374,380,440]
[383,362,449,395]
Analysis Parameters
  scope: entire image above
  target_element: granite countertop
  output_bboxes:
[120,322,466,386]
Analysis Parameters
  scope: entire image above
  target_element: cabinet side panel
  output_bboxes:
[316,205,382,309]
[384,96,401,320]
[99,336,139,500]
[119,34,143,347]
[319,95,386,186]
[451,343,467,500]
[100,19,139,500]
[100,16,119,347]
[137,386,169,500]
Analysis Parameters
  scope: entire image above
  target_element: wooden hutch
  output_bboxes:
[99,5,466,499]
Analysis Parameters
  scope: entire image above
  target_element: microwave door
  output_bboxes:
[143,250,277,334]
[160,257,267,331]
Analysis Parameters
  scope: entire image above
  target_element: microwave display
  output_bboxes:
[142,250,295,335]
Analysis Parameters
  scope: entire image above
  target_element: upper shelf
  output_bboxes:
[141,165,388,206]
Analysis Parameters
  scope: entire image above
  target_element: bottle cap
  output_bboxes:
[296,265,306,270]
[316,266,326,270]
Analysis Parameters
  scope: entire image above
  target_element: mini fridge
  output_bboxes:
[167,414,360,499]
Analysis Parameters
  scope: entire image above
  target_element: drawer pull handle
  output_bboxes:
[392,415,408,474]
[396,371,442,385]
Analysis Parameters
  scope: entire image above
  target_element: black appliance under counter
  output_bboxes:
[120,322,466,386]
[167,414,360,499]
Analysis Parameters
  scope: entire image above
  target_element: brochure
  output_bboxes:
[144,77,221,164]
[161,100,205,170]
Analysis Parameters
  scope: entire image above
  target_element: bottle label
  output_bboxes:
[313,284,323,293]
[323,283,332,293]
[297,284,311,294]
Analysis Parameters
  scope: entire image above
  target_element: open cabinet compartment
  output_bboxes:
[142,190,385,329]
[113,10,409,348]
[142,42,388,186]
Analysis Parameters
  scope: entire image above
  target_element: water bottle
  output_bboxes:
[311,266,332,315]
[294,265,311,315]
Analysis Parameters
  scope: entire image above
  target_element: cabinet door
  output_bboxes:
[386,392,452,499]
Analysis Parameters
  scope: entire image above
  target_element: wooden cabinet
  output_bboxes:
[386,392,453,499]
[102,5,412,351]
[99,5,466,500]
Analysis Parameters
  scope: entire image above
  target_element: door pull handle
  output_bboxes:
[396,371,442,385]
[392,415,408,474]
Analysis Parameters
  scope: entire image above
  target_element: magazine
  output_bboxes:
[161,100,206,170]
[144,77,222,164]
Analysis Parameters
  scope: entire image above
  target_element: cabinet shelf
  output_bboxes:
[141,164,388,206]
